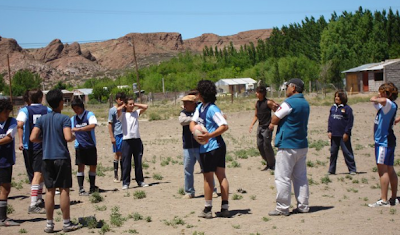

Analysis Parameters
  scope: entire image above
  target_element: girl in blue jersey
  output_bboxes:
[327,90,357,175]
[190,80,230,219]
[368,82,398,207]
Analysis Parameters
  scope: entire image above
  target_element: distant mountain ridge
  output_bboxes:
[0,29,272,87]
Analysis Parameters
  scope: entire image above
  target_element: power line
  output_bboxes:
[1,5,398,16]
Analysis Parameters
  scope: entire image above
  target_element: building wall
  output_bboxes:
[385,61,400,89]
[368,72,384,92]
[346,73,359,92]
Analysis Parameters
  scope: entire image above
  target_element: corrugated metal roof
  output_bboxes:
[215,78,257,85]
[74,88,93,95]
[342,59,400,73]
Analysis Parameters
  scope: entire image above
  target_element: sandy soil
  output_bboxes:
[2,101,400,235]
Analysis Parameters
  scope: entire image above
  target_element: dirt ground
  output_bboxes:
[2,101,400,235]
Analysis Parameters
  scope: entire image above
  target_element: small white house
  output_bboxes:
[215,78,257,94]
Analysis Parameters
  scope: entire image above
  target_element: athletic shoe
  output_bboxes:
[44,224,54,233]
[89,186,99,194]
[212,192,219,198]
[182,194,194,199]
[368,199,390,207]
[292,208,309,214]
[36,198,45,208]
[389,198,399,206]
[0,218,20,226]
[63,221,82,232]
[198,210,212,219]
[261,166,269,171]
[268,209,290,216]
[113,178,120,183]
[139,182,149,187]
[79,189,89,196]
[122,185,129,190]
[28,205,46,214]
[215,210,231,218]
[55,189,61,195]
[349,171,357,175]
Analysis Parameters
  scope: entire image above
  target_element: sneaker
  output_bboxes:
[36,198,45,208]
[28,205,46,214]
[113,178,120,183]
[139,182,149,187]
[89,186,99,194]
[268,209,289,216]
[0,218,20,226]
[212,192,219,198]
[198,210,213,219]
[44,224,54,233]
[79,189,89,196]
[261,166,269,171]
[349,171,357,175]
[182,194,194,199]
[389,198,399,206]
[215,210,231,218]
[292,208,309,214]
[55,189,61,195]
[63,221,82,232]
[368,199,390,207]
[122,185,129,190]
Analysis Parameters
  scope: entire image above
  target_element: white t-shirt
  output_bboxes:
[118,110,141,140]
[274,102,293,119]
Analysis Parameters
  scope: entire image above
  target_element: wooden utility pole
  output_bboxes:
[6,54,12,103]
[129,38,143,103]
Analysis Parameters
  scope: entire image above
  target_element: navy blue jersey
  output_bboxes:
[27,105,49,150]
[72,110,96,149]
[0,118,17,168]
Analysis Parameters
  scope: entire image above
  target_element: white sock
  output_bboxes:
[30,185,39,206]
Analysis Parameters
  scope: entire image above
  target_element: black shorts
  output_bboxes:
[31,149,44,173]
[75,147,97,166]
[200,145,226,173]
[0,166,13,184]
[42,159,72,189]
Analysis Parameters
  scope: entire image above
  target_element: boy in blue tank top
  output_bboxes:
[190,80,230,219]
[16,89,52,214]
[70,98,98,196]
[368,82,398,207]
[0,99,19,226]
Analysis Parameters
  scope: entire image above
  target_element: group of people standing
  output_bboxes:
[0,78,399,232]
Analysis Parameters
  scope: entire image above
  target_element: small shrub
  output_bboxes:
[372,166,378,172]
[230,161,241,168]
[133,190,146,199]
[110,206,126,227]
[178,187,185,195]
[321,176,332,185]
[89,192,104,203]
[95,205,107,211]
[149,113,162,121]
[309,140,329,151]
[262,216,270,222]
[306,160,315,167]
[7,204,14,214]
[164,216,185,228]
[130,212,143,221]
[153,173,163,180]
[250,195,257,200]
[232,224,241,229]
[145,216,152,222]
[232,194,243,200]
[142,162,150,169]
[361,178,368,184]
[19,228,27,233]
[99,221,110,235]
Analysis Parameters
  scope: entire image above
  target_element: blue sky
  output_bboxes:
[1,0,399,48]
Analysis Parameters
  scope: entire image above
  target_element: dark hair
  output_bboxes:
[334,90,348,105]
[379,82,398,101]
[71,97,84,109]
[188,90,199,96]
[46,89,63,109]
[115,92,126,100]
[0,99,13,113]
[23,90,30,104]
[197,80,216,103]
[256,86,267,97]
[28,89,43,103]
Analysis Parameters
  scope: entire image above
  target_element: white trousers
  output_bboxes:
[274,148,309,213]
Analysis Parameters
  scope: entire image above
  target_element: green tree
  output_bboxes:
[11,70,42,96]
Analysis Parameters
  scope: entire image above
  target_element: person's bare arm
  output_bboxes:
[72,124,96,132]
[63,127,75,142]
[267,99,280,112]
[249,103,258,133]
[268,115,281,130]
[370,95,387,106]
[136,103,148,115]
[30,127,42,143]
[395,116,400,125]
[196,125,229,143]
[108,122,116,144]
[0,134,13,145]
[17,121,24,150]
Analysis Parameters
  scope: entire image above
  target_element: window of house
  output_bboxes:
[374,72,383,81]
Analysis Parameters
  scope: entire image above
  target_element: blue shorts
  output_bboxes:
[375,144,395,166]
[113,134,123,153]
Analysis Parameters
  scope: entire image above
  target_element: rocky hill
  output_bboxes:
[0,29,272,87]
